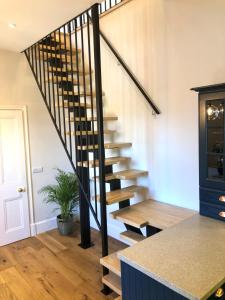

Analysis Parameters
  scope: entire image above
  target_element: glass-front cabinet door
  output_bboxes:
[199,91,225,190]
[193,83,225,223]
[206,100,224,181]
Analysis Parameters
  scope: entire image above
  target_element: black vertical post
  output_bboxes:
[77,17,92,250]
[78,165,92,249]
[91,3,109,294]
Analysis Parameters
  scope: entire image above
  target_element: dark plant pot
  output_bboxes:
[57,214,74,235]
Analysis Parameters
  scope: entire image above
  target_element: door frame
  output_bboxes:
[0,105,36,237]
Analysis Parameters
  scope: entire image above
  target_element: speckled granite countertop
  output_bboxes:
[119,215,225,300]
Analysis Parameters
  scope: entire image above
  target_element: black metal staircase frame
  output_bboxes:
[23,4,107,251]
[23,0,161,293]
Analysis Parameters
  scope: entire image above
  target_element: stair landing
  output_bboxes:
[110,199,197,230]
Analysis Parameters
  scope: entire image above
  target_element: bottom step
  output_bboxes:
[102,273,121,295]
[100,252,121,276]
[120,230,145,246]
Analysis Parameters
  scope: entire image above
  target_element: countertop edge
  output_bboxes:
[118,214,225,300]
[119,254,199,300]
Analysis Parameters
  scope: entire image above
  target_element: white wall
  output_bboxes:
[90,0,225,238]
[1,0,225,240]
[0,49,72,234]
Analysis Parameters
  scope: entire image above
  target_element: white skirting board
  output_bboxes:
[30,217,57,236]
[30,214,80,236]
[30,214,144,243]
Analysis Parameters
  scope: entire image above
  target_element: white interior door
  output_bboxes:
[0,109,30,246]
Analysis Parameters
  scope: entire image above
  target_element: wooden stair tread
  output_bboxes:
[56,100,92,108]
[100,253,121,276]
[95,185,143,205]
[47,76,80,84]
[122,185,146,193]
[110,199,197,230]
[49,66,89,74]
[51,32,70,43]
[97,189,134,205]
[102,273,121,295]
[102,169,148,181]
[68,116,118,122]
[77,142,132,151]
[58,90,99,97]
[41,52,81,60]
[114,169,148,180]
[39,44,78,52]
[40,54,80,64]
[66,129,115,136]
[120,231,145,246]
[78,156,130,168]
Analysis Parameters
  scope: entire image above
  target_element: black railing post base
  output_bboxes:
[78,242,94,249]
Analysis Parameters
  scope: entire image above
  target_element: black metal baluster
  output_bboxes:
[81,13,90,216]
[31,46,35,73]
[40,40,47,98]
[69,20,78,168]
[44,35,52,111]
[34,45,40,85]
[81,13,93,220]
[58,30,67,145]
[53,31,62,134]
[37,43,43,92]
[87,14,98,219]
[91,3,109,288]
[63,25,73,158]
[74,19,83,167]
[31,46,34,70]
[80,14,90,184]
[104,1,107,12]
[49,34,56,119]
[75,16,92,249]
[28,48,31,67]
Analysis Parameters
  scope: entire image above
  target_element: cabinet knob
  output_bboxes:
[219,211,225,218]
[219,195,225,202]
[215,288,224,298]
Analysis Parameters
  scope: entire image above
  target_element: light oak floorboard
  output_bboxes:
[0,224,125,299]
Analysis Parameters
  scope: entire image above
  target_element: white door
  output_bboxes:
[0,109,30,246]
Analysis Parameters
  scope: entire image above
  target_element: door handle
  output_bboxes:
[17,187,26,193]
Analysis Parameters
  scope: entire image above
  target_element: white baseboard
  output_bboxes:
[30,217,57,235]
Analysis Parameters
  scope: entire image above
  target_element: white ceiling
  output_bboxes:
[0,0,101,52]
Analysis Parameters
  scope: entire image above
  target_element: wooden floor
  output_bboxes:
[0,224,126,300]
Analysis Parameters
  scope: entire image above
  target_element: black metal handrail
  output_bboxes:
[100,31,161,115]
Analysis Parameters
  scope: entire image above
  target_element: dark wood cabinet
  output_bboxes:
[192,83,225,223]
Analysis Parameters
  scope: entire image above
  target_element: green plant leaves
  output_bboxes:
[39,169,79,220]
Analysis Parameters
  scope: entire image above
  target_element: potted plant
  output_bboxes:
[39,169,79,235]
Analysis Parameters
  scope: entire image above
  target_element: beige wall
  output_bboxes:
[97,0,225,231]
[0,49,72,233]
